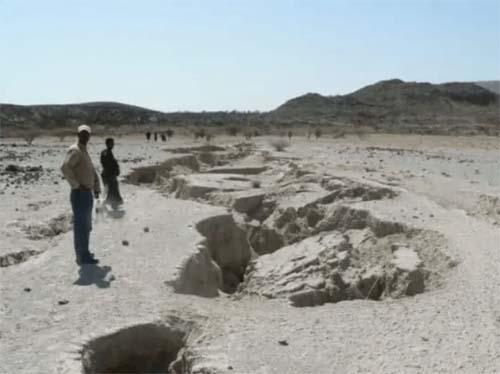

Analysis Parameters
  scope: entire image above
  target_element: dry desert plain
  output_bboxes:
[1,133,499,373]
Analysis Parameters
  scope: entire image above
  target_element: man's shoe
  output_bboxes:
[77,257,99,265]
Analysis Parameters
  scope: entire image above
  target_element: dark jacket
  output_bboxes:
[100,149,120,179]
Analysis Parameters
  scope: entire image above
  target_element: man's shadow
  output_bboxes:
[73,264,115,288]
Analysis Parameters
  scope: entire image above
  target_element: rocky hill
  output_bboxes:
[273,79,499,134]
[0,102,165,129]
[475,80,500,95]
[0,102,253,131]
[1,79,499,135]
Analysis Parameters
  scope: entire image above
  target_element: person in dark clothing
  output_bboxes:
[154,132,158,141]
[100,138,123,208]
[146,131,151,141]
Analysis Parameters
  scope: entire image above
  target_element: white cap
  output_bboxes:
[77,124,91,134]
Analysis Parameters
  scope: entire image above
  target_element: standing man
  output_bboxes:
[100,137,123,208]
[61,125,101,265]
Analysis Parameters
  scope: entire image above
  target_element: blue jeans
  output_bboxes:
[70,189,93,261]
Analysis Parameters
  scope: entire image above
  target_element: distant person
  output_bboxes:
[146,131,151,141]
[100,138,123,209]
[61,125,101,265]
[288,130,293,142]
[161,133,166,142]
[154,132,158,142]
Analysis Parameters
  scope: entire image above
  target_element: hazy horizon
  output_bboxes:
[1,78,499,114]
[1,0,499,112]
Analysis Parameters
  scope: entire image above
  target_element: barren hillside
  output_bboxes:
[273,79,499,134]
[475,80,500,95]
[1,79,499,135]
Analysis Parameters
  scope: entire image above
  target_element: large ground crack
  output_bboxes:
[134,148,456,305]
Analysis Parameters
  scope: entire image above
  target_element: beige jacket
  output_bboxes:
[61,143,101,192]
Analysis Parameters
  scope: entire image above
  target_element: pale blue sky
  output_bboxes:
[1,0,499,111]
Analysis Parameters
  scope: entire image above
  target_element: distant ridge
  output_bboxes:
[1,79,498,135]
[475,80,500,95]
[272,79,499,134]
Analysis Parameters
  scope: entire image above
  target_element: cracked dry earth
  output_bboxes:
[1,134,499,374]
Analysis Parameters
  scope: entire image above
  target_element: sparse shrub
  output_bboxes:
[353,128,368,140]
[244,131,253,140]
[270,139,289,152]
[23,131,41,146]
[194,129,206,140]
[54,130,73,142]
[226,126,239,136]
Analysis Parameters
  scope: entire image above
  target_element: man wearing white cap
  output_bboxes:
[61,124,101,265]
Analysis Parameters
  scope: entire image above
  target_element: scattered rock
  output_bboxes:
[6,164,21,172]
[122,240,129,246]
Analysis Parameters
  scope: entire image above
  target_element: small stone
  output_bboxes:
[23,287,31,292]
[143,227,150,233]
[278,340,288,346]
[447,259,459,268]
[122,240,129,246]
[228,366,233,370]
[58,299,69,305]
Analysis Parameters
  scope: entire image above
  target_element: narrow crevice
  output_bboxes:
[0,249,40,267]
[166,213,251,296]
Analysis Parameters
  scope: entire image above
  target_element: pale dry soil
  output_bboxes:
[0,134,499,374]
